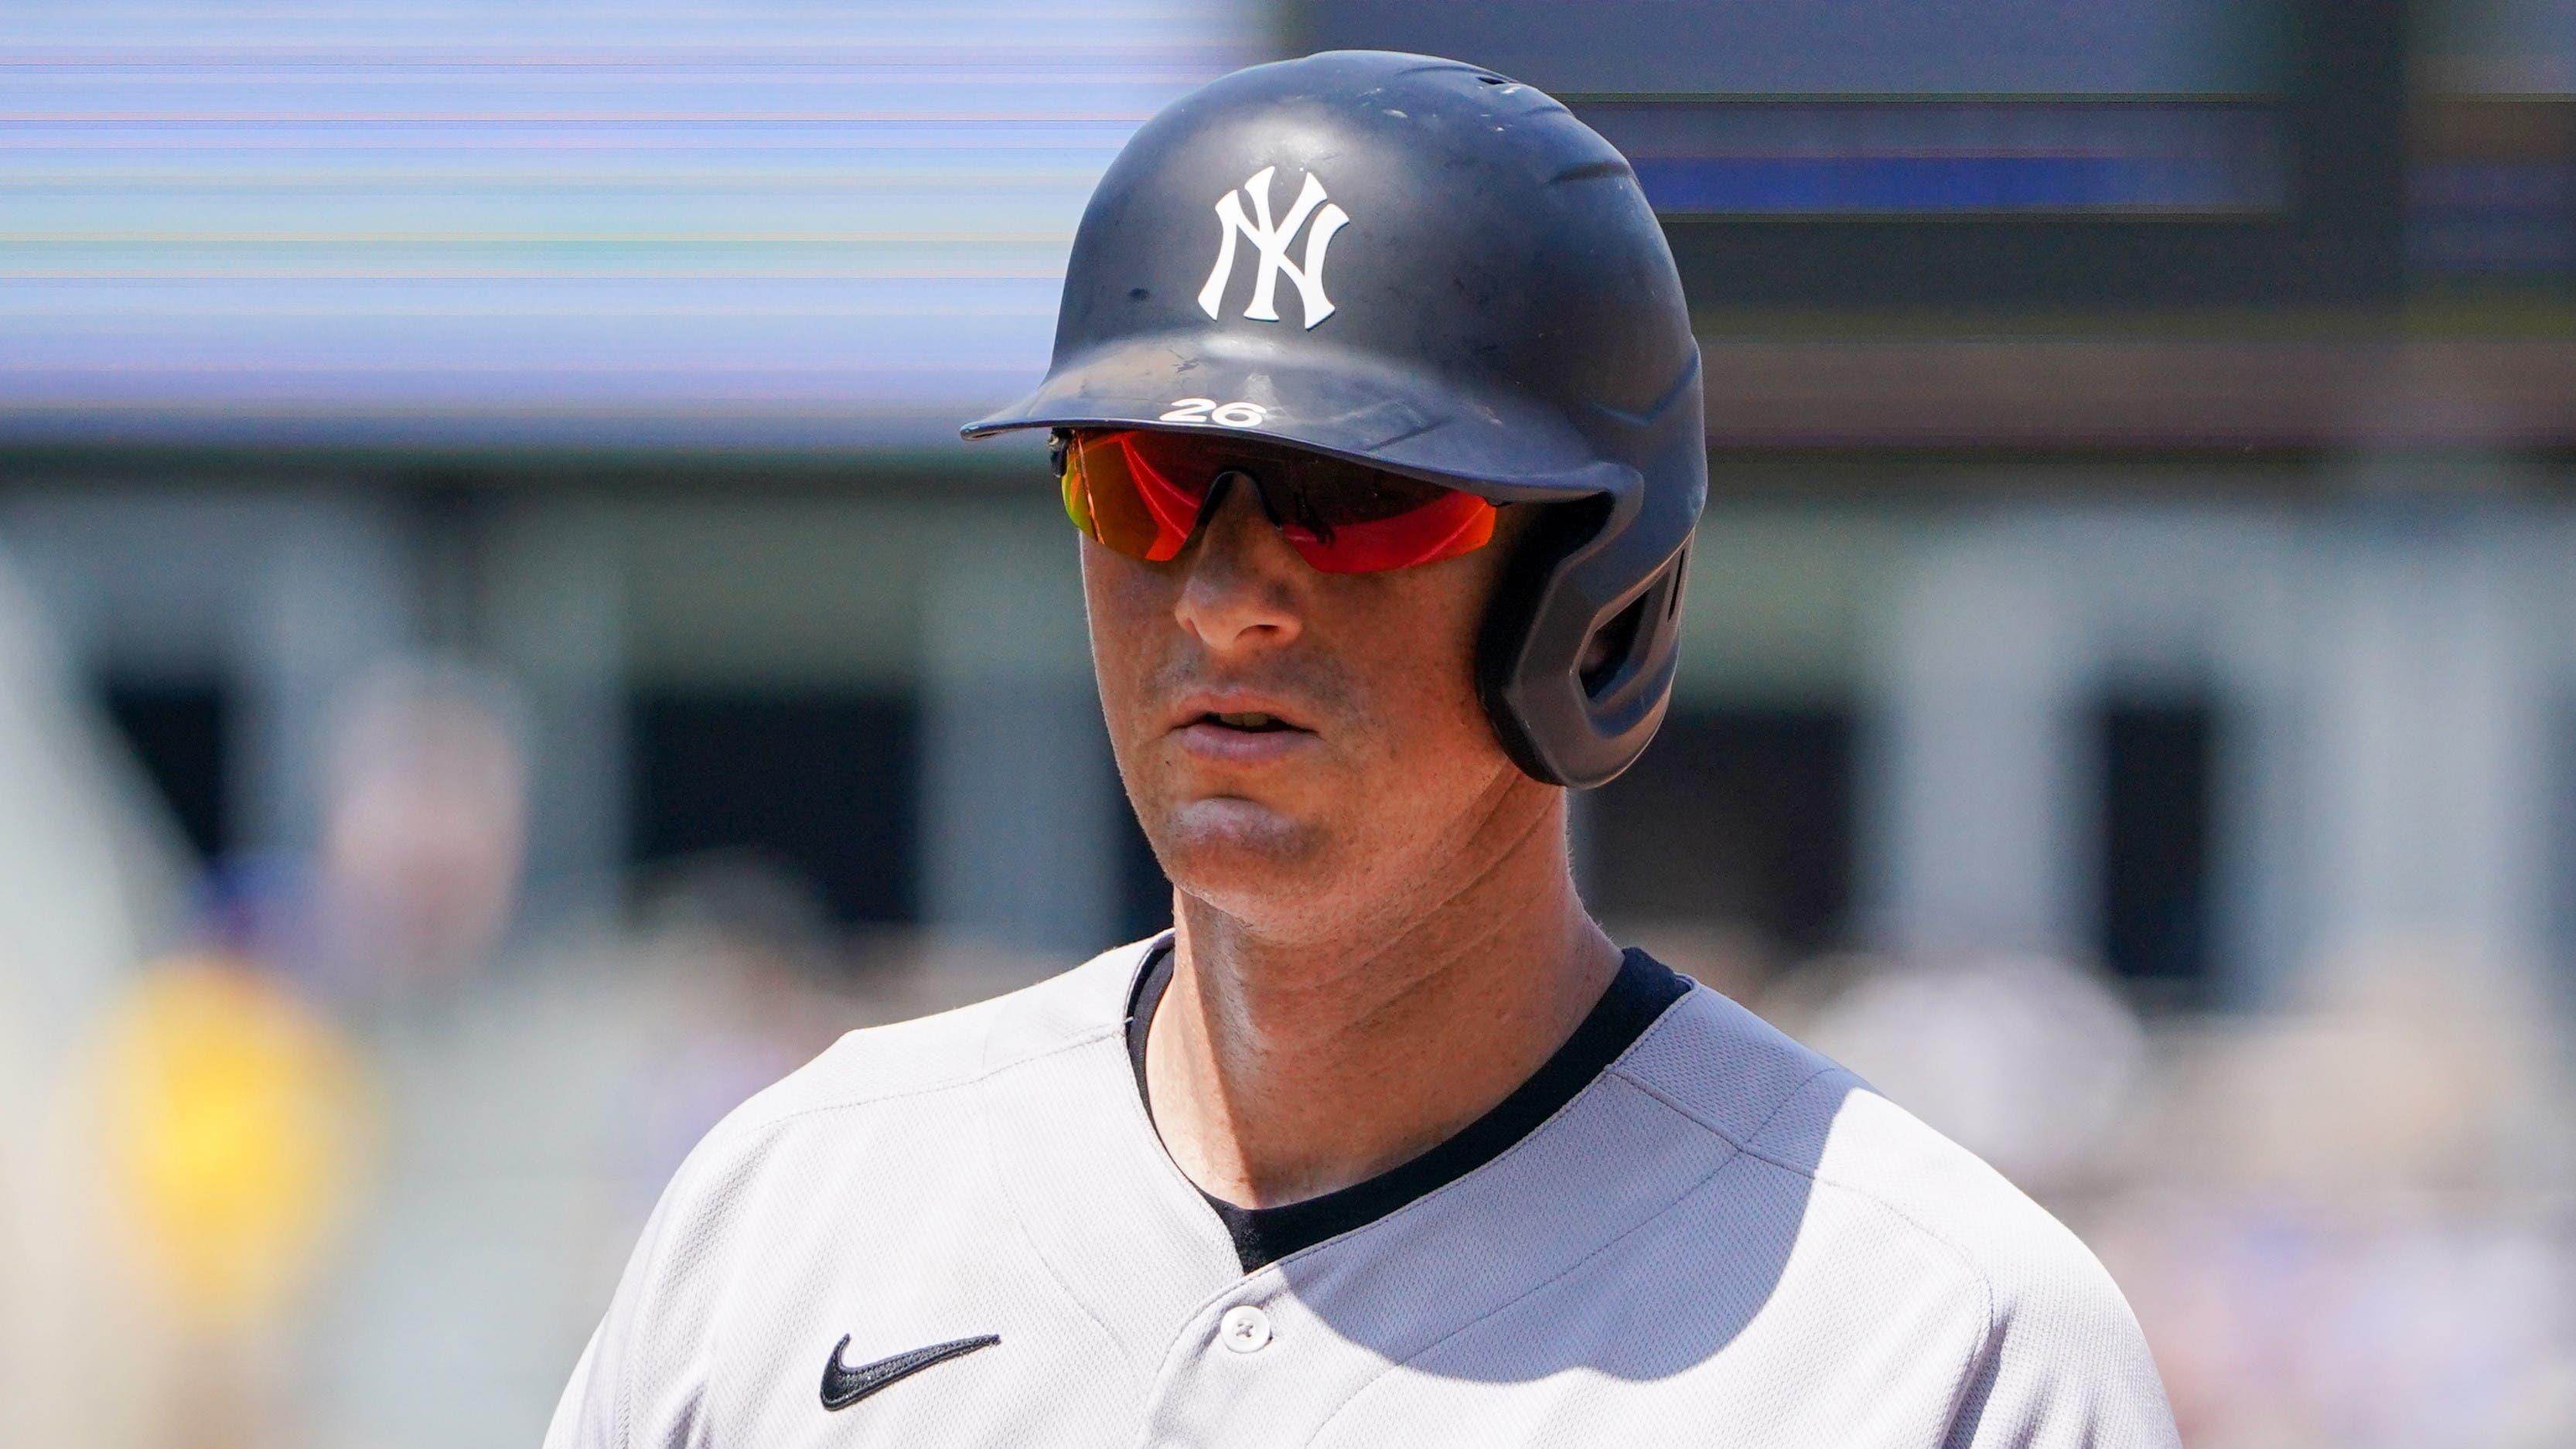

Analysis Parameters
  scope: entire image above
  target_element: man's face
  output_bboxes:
[1084,466,1540,939]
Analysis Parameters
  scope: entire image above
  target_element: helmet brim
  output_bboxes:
[960,329,1633,504]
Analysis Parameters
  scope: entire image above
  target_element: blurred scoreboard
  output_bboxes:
[1304,0,2297,218]
[2415,0,2576,285]
[1297,0,2575,454]
[1297,0,2572,314]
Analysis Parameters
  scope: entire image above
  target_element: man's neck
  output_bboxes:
[1143,790,1622,1209]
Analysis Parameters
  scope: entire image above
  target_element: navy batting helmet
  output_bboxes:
[963,49,1704,787]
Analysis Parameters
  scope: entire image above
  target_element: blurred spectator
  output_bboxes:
[275,659,564,1449]
[1762,948,2152,1201]
[0,551,206,1449]
[87,949,370,1449]
[0,548,188,1037]
[0,546,194,1449]
[2090,943,2576,1448]
[308,660,533,1010]
[620,850,861,1185]
[616,851,1072,1187]
[1615,918,1779,1004]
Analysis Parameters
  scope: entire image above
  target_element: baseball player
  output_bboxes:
[544,51,2179,1447]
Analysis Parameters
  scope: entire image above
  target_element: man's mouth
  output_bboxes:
[1201,710,1297,733]
[1170,697,1319,761]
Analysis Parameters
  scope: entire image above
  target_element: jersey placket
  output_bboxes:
[975,989,1248,1436]
[1124,1059,1737,1446]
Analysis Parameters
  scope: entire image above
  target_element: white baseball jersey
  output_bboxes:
[544,936,2178,1448]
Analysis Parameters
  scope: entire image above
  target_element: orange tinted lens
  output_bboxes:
[1284,487,1497,573]
[1063,431,1200,560]
[1063,428,1498,574]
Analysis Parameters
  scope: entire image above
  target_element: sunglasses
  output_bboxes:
[1056,428,1499,574]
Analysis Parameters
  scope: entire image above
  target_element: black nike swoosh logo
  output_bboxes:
[819,1332,1001,1412]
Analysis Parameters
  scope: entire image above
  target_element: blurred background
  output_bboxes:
[2,1,2572,1445]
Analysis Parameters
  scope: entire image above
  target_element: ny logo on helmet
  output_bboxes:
[1197,166,1350,329]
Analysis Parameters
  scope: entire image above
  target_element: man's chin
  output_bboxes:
[1155,796,1329,895]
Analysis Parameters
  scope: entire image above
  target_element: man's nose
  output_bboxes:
[1172,475,1305,654]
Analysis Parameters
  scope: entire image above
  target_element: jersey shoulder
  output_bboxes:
[1614,984,2165,1378]
[543,941,1155,1449]
[705,935,1147,1151]
[1611,983,2174,1444]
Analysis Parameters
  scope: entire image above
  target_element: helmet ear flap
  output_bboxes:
[1579,595,1640,686]
[1581,544,1687,707]
[1478,500,1690,789]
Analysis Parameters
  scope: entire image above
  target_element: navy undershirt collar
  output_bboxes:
[1123,940,1691,1273]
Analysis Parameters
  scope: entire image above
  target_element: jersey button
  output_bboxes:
[1218,1304,1272,1354]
